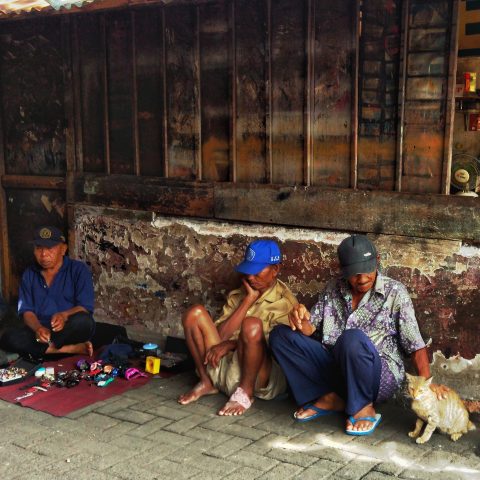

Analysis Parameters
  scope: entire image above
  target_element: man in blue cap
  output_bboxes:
[0,226,95,359]
[178,239,298,416]
[270,234,444,435]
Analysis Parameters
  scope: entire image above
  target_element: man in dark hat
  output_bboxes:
[0,226,95,358]
[270,234,444,436]
[178,239,298,416]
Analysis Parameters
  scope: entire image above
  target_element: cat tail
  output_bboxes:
[467,420,476,431]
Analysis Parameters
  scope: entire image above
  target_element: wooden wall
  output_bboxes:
[0,0,465,301]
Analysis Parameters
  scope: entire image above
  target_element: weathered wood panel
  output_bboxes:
[401,0,452,194]
[199,2,230,182]
[106,10,135,175]
[0,18,66,176]
[357,0,401,191]
[73,174,213,217]
[134,7,164,177]
[76,13,106,173]
[270,0,306,185]
[5,188,66,300]
[214,183,480,242]
[165,5,198,179]
[234,0,267,183]
[311,0,354,187]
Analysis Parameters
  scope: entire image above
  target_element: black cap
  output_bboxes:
[33,226,66,247]
[337,235,377,278]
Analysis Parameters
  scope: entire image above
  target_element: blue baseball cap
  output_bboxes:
[235,240,282,275]
[33,226,66,247]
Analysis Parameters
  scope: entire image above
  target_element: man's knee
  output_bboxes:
[335,328,373,356]
[182,304,208,329]
[240,317,264,344]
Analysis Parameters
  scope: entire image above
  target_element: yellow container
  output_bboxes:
[145,356,161,374]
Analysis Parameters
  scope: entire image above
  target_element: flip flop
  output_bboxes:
[345,413,382,436]
[293,403,335,423]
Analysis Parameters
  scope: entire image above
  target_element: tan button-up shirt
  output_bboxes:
[215,279,298,340]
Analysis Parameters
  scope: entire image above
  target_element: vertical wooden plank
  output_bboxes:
[72,18,84,173]
[270,0,306,185]
[401,0,451,193]
[312,0,354,187]
[0,18,66,176]
[165,4,198,179]
[132,11,140,176]
[0,73,10,301]
[135,6,164,177]
[230,0,237,182]
[61,16,76,175]
[195,6,202,181]
[266,0,273,184]
[102,15,111,174]
[162,8,169,178]
[77,13,106,173]
[350,1,360,189]
[441,0,459,195]
[305,0,314,186]
[106,10,135,175]
[357,0,401,191]
[395,0,409,192]
[235,0,267,183]
[199,1,230,182]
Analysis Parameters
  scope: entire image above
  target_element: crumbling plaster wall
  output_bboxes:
[74,205,480,398]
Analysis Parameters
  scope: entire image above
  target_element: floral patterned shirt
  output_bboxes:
[310,273,426,393]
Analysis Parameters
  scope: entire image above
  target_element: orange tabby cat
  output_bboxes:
[406,373,475,444]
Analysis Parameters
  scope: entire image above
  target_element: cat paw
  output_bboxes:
[450,433,462,441]
[408,431,419,438]
[416,437,428,444]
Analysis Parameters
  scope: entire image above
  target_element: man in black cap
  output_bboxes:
[0,226,95,359]
[270,234,443,436]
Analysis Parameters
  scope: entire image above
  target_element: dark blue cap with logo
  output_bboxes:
[337,234,377,278]
[33,226,66,247]
[235,239,282,275]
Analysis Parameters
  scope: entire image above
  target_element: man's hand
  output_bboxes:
[242,279,261,305]
[288,304,315,336]
[35,326,51,344]
[51,312,68,332]
[204,341,235,369]
[429,382,450,400]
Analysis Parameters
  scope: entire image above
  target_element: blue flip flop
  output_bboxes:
[293,403,335,423]
[345,413,382,436]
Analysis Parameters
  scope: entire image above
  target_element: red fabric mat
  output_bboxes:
[0,354,155,416]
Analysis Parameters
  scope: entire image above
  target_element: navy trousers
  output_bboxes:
[269,325,381,416]
[0,312,95,359]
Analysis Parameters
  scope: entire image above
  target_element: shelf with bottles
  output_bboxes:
[455,94,480,113]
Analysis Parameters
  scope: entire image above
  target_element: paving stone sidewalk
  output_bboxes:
[1,371,479,480]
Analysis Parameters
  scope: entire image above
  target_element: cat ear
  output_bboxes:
[425,376,433,385]
[405,373,413,381]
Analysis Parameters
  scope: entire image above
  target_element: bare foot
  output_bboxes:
[218,386,253,416]
[346,403,376,433]
[46,341,93,356]
[295,392,345,420]
[178,381,218,405]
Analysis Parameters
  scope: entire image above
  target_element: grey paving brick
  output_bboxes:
[182,426,236,445]
[146,428,198,447]
[106,408,157,424]
[236,409,279,428]
[362,472,399,480]
[244,433,298,456]
[225,449,280,471]
[99,420,139,440]
[218,423,269,441]
[223,467,263,479]
[266,447,318,467]
[334,457,379,479]
[108,434,157,452]
[145,403,191,420]
[163,413,209,434]
[178,453,239,476]
[78,412,121,431]
[93,397,140,414]
[294,459,343,479]
[105,460,161,480]
[205,436,253,459]
[128,417,173,437]
[147,458,201,479]
[256,462,304,479]
[254,417,309,436]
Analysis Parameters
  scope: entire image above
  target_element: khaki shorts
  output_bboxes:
[207,350,287,400]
